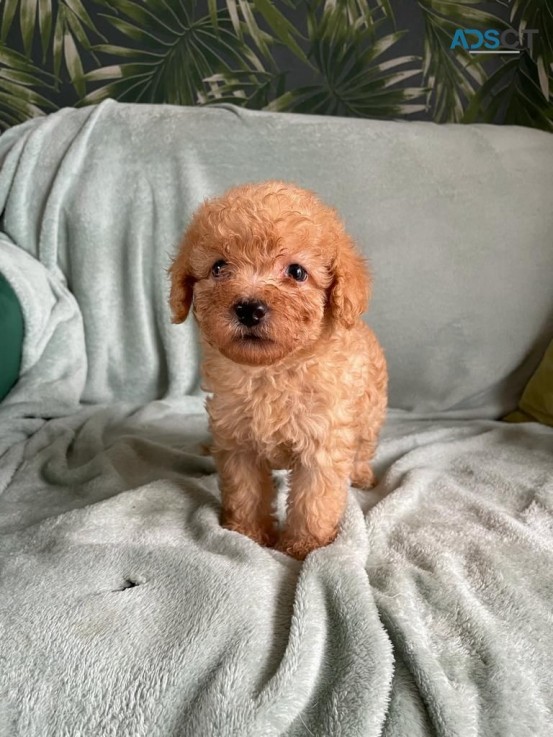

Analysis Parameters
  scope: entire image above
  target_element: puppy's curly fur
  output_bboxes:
[170,181,387,560]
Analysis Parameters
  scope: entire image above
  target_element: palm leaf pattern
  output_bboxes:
[1,0,105,96]
[417,0,510,122]
[0,46,56,129]
[203,1,426,116]
[0,0,550,132]
[510,0,552,99]
[81,0,266,105]
[461,0,552,131]
[463,52,553,131]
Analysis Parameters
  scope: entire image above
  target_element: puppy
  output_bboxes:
[170,181,387,560]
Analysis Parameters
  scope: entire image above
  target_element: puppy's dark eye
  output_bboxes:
[287,264,308,282]
[211,260,227,277]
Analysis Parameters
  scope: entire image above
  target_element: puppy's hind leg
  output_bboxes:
[350,433,378,490]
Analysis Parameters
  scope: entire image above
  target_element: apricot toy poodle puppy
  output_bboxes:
[170,181,387,560]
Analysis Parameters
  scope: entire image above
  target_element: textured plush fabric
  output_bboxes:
[0,103,552,736]
[0,271,23,401]
[0,397,552,736]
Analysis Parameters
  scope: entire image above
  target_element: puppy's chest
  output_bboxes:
[207,370,331,461]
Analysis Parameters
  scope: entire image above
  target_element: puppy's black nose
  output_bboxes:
[234,300,268,327]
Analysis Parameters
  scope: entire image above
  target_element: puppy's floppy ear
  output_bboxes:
[169,241,195,324]
[329,234,371,329]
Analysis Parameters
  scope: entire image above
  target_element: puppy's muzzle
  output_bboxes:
[234,300,268,328]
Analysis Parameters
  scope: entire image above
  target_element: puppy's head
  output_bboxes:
[170,181,370,366]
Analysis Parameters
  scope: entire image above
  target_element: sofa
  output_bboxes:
[0,101,552,737]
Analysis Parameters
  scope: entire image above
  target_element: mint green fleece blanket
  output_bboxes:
[0,102,552,736]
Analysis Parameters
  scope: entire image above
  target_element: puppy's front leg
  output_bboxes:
[278,451,350,560]
[215,449,277,547]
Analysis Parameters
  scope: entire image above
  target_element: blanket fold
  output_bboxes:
[1,404,552,736]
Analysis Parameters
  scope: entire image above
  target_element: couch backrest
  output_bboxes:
[1,101,552,416]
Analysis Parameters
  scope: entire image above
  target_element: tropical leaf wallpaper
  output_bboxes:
[0,0,551,132]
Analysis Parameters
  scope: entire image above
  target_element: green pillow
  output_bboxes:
[0,272,24,401]
[505,339,553,427]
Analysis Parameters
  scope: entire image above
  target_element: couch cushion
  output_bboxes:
[505,338,553,426]
[0,272,23,401]
[0,102,552,416]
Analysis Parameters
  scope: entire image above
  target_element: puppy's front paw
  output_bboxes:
[222,513,278,548]
[276,530,338,560]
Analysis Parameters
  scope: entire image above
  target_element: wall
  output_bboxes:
[1,0,551,132]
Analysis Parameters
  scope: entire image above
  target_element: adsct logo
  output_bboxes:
[450,28,538,54]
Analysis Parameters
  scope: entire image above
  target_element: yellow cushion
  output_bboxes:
[505,340,553,426]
